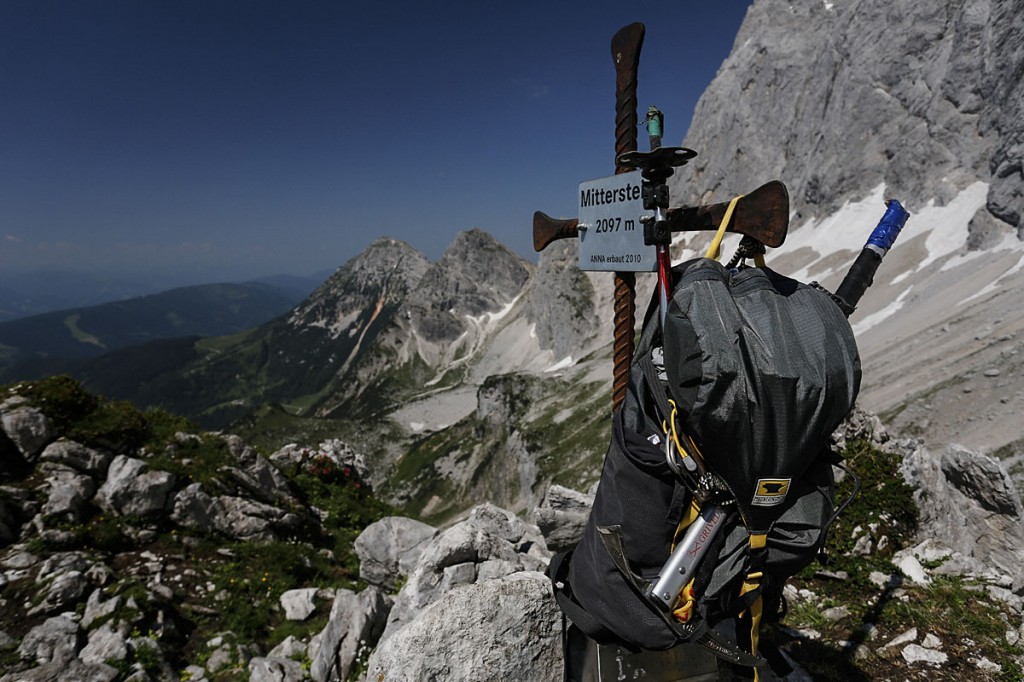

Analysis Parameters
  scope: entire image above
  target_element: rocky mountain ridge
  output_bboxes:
[658,0,1024,460]
[671,0,1024,242]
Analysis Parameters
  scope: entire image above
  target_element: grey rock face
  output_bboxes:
[170,483,219,534]
[269,238,432,422]
[408,229,533,322]
[280,587,319,621]
[0,404,54,462]
[172,483,312,542]
[475,374,536,426]
[354,516,437,592]
[367,571,561,682]
[832,407,890,452]
[397,229,534,348]
[221,441,296,505]
[78,623,129,667]
[17,615,81,666]
[268,635,306,660]
[248,656,305,682]
[671,0,1024,240]
[30,570,89,615]
[0,660,118,682]
[983,0,1024,236]
[81,589,123,629]
[524,239,602,362]
[533,484,594,554]
[38,439,112,476]
[212,496,306,542]
[381,503,550,639]
[41,468,96,522]
[941,445,1021,515]
[288,237,430,337]
[901,442,1024,590]
[309,586,390,682]
[35,551,90,584]
[94,455,176,517]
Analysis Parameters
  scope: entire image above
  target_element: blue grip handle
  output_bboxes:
[865,200,910,253]
[833,198,912,315]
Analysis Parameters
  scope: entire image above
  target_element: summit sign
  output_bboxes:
[577,171,655,272]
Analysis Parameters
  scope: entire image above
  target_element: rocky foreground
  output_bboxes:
[2,380,1024,681]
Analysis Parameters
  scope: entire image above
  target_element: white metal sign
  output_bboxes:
[577,170,655,272]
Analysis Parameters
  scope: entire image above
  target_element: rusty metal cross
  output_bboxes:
[533,23,790,411]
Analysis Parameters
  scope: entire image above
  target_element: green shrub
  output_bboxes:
[141,408,196,446]
[16,375,98,431]
[9,376,200,456]
[812,438,919,581]
[290,461,392,560]
[67,399,150,453]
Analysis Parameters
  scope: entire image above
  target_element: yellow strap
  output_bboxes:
[749,592,764,682]
[671,578,698,623]
[739,533,768,681]
[703,194,744,261]
[738,573,764,681]
[753,253,766,268]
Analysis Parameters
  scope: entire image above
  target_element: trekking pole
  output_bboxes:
[811,199,910,316]
[645,105,673,328]
[831,199,911,316]
[614,131,697,329]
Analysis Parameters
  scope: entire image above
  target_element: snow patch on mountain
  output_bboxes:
[545,356,575,373]
[468,296,520,328]
[780,182,987,288]
[958,248,1024,306]
[852,287,913,336]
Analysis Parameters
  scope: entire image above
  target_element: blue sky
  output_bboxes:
[1,1,751,286]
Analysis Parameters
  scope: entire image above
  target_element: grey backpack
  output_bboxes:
[549,257,861,672]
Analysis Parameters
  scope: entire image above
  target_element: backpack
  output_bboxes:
[548,245,861,676]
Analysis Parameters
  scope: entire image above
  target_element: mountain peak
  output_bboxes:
[409,228,533,320]
[441,228,512,260]
[289,237,429,334]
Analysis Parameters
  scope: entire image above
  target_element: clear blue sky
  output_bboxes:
[1,1,751,286]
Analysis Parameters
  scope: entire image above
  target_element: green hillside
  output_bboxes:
[0,282,303,375]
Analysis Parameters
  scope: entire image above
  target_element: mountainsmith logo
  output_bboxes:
[752,478,792,507]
